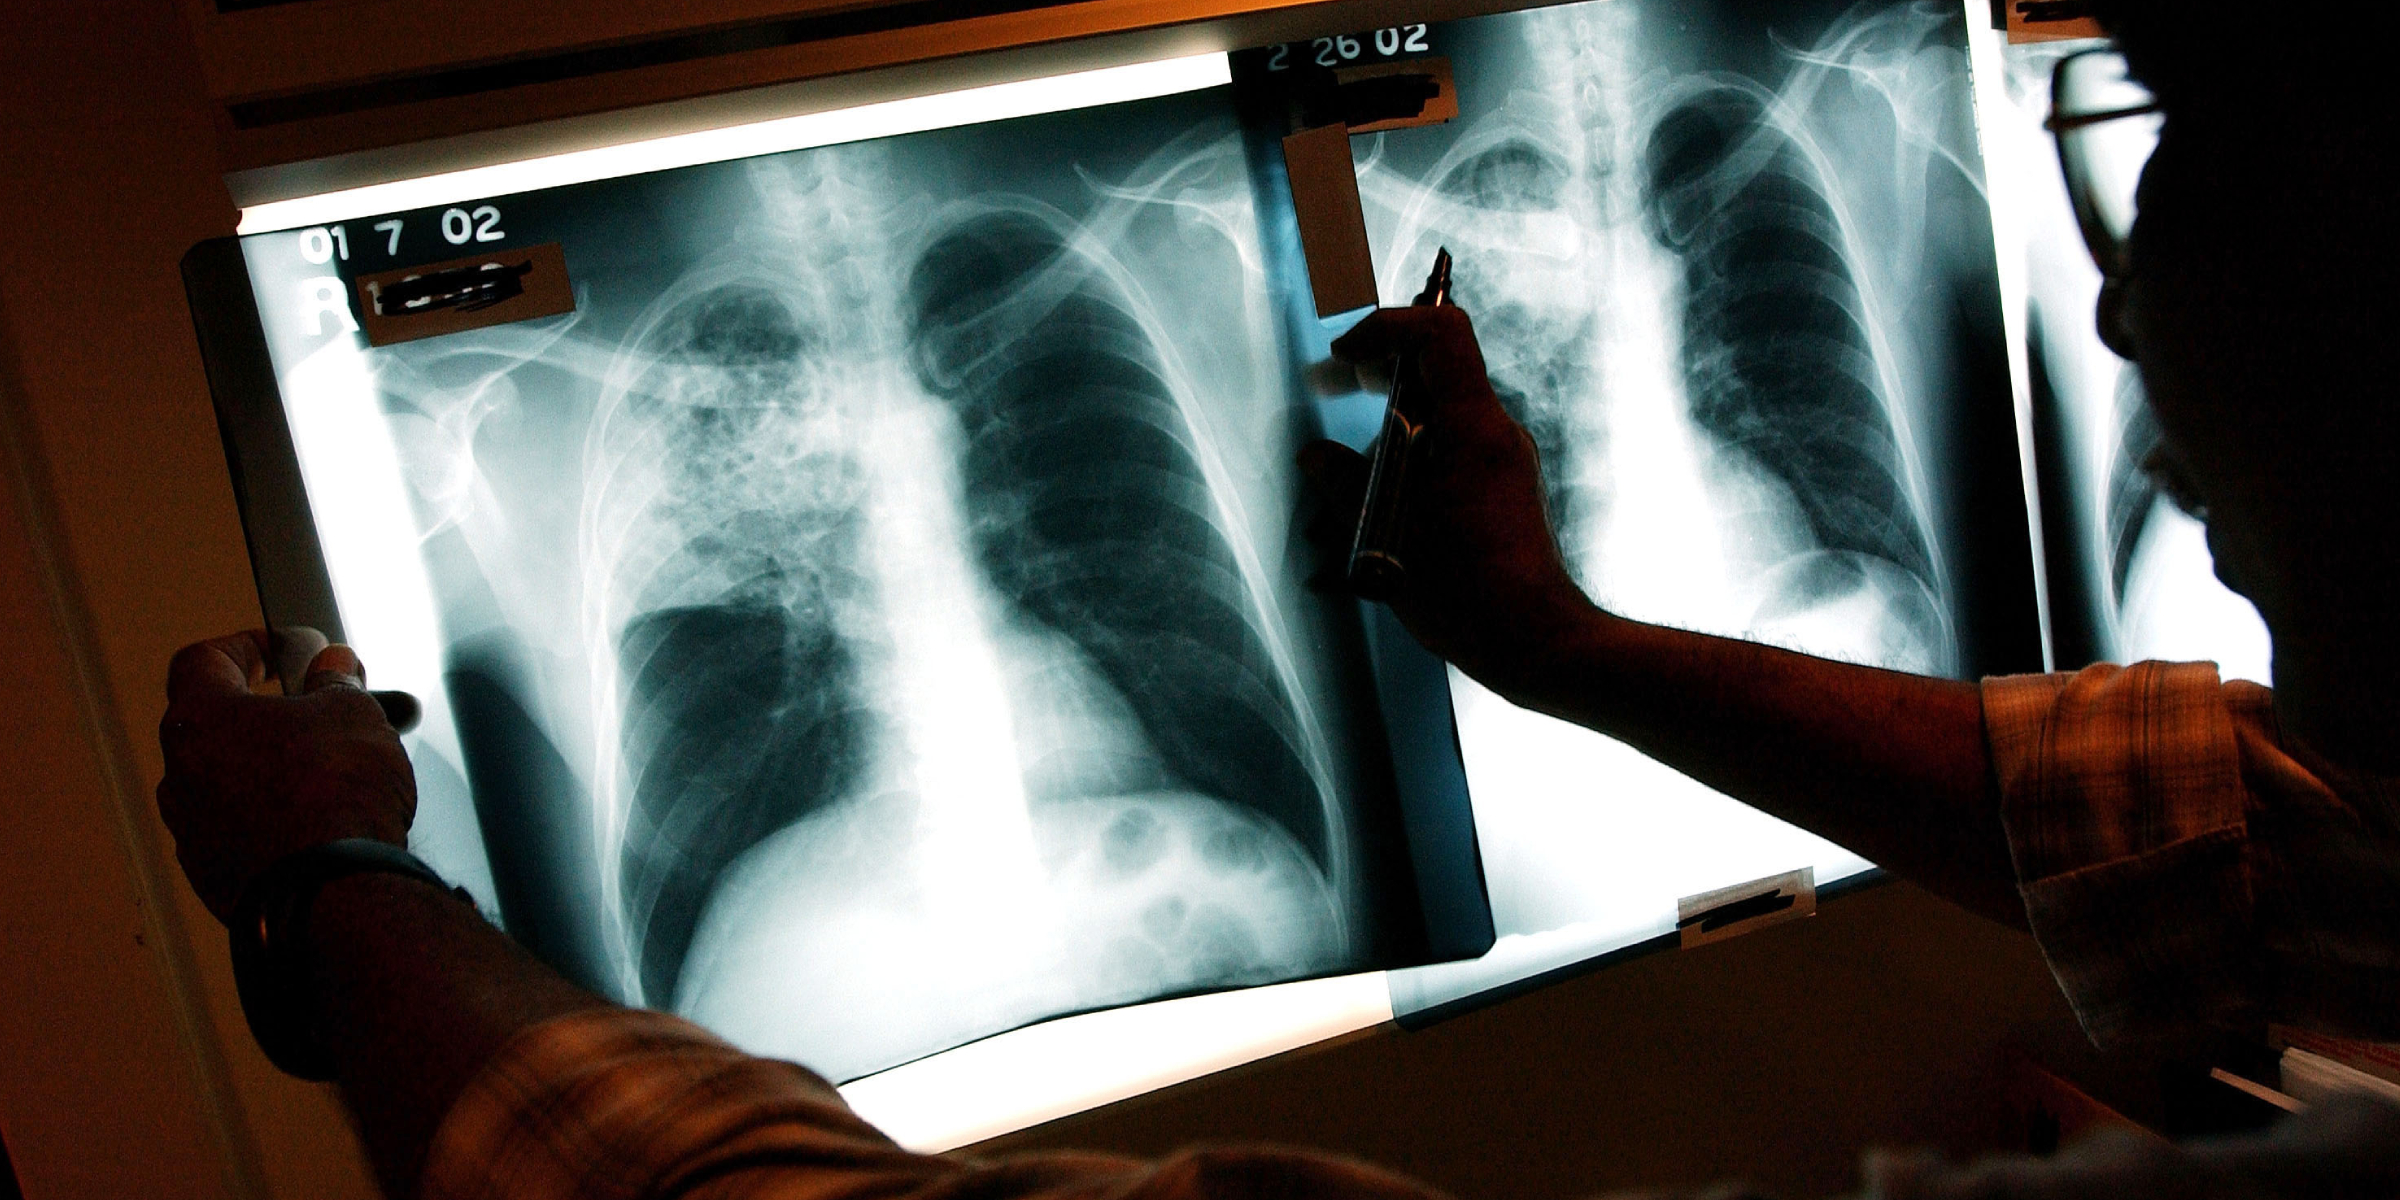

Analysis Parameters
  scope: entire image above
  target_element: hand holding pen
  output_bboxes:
[1301,270,1590,694]
[1346,247,1455,600]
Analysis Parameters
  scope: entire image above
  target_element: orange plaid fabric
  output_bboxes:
[1984,661,2400,1049]
[422,1007,1450,1200]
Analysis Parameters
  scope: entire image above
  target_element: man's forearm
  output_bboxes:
[1497,601,2026,929]
[306,872,612,1197]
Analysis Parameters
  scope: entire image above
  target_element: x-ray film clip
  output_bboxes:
[1676,867,1817,949]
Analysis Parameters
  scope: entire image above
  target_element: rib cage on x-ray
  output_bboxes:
[1648,87,1936,600]
[2102,377,2164,607]
[1365,0,2012,1003]
[365,112,1397,1081]
[906,207,1333,874]
[596,270,881,1013]
[1359,0,1954,678]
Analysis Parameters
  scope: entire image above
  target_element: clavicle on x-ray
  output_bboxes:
[1362,0,2034,1012]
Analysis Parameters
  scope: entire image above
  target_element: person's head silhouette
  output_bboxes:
[2094,0,2397,769]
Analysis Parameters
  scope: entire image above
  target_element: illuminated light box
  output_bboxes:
[184,0,2046,1149]
[193,48,1490,1094]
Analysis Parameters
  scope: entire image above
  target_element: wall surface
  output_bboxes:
[0,2,2123,1198]
[0,1,376,1196]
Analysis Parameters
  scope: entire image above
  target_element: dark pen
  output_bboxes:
[1347,246,1453,601]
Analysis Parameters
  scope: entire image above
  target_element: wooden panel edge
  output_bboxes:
[217,0,1563,183]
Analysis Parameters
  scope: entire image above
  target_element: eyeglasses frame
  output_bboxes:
[2044,47,2162,278]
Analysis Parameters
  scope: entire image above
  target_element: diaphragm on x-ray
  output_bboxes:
[1354,0,2041,1014]
[235,89,1458,1081]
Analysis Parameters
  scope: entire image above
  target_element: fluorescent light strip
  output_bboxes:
[237,51,1233,235]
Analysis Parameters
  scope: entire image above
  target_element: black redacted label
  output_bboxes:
[1677,867,1818,949]
[1337,58,1459,133]
[355,242,575,347]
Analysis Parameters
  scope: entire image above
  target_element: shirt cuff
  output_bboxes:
[1982,662,2260,1047]
[421,1007,1457,1200]
[420,1006,951,1200]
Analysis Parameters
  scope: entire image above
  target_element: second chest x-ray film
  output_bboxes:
[198,0,2036,1079]
[1351,0,2040,1015]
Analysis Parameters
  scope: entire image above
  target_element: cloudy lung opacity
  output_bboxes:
[589,274,882,1011]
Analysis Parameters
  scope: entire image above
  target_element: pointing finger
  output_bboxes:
[1328,306,1503,428]
[1329,305,1477,365]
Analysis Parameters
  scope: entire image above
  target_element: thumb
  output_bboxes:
[302,643,422,731]
[301,644,367,693]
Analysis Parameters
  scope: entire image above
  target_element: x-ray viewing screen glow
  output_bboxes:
[234,70,1469,1093]
[206,0,2040,1140]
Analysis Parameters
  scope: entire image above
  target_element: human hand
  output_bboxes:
[1303,304,1595,692]
[156,629,417,924]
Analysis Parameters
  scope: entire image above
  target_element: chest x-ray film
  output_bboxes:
[190,79,1492,1082]
[1306,0,2043,1017]
[1995,41,2269,682]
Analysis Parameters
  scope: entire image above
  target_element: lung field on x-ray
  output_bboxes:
[375,92,1403,1081]
[1645,87,1935,593]
[1360,0,1961,673]
[908,209,1332,866]
[1359,0,2023,1004]
[607,282,878,1011]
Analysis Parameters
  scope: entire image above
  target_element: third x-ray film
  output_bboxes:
[1312,0,2041,1015]
[219,82,1478,1081]
[1995,40,2269,682]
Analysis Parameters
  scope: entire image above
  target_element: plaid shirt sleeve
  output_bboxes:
[1983,661,2400,1049]
[420,1006,1452,1200]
